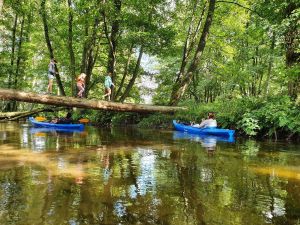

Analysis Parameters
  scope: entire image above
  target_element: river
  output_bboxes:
[0,121,299,225]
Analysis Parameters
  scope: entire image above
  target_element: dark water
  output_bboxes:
[0,122,300,225]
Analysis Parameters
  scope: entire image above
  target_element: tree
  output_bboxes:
[40,0,66,96]
[169,0,216,106]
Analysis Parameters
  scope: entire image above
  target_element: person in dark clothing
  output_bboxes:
[58,112,73,124]
[51,112,73,124]
[47,58,57,94]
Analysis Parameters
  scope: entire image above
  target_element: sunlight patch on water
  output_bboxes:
[0,145,86,180]
[251,166,300,180]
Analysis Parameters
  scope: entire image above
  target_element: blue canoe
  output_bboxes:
[29,117,84,131]
[173,120,235,138]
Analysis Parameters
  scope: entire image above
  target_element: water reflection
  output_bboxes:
[29,127,90,152]
[173,131,235,155]
[0,122,299,224]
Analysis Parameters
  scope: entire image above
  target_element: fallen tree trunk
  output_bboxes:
[0,89,186,113]
[0,107,63,121]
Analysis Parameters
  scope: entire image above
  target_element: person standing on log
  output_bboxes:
[47,58,57,94]
[76,73,86,98]
[103,72,115,101]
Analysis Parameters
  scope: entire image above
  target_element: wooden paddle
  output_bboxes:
[35,116,47,122]
[78,118,90,123]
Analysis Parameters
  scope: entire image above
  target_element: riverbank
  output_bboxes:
[85,95,300,141]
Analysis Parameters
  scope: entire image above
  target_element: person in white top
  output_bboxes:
[192,113,217,128]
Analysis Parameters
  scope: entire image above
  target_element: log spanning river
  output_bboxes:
[0,121,300,225]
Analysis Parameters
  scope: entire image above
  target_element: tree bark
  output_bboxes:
[80,7,102,97]
[40,0,66,96]
[177,1,207,83]
[67,0,76,96]
[264,32,275,98]
[285,2,300,99]
[5,13,18,112]
[0,0,3,15]
[118,46,143,103]
[10,16,26,111]
[8,13,18,90]
[169,0,216,106]
[114,43,134,99]
[80,19,89,73]
[14,16,25,89]
[102,0,122,101]
[0,89,186,113]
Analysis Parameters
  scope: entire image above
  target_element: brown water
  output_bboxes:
[0,122,300,225]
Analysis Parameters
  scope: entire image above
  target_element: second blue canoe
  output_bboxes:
[173,120,235,138]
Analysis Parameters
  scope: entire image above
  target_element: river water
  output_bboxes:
[0,122,300,225]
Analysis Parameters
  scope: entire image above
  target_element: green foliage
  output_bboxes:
[137,113,173,129]
[252,96,300,136]
[0,0,299,141]
[94,111,116,126]
[175,97,263,129]
[237,113,260,136]
[111,112,142,126]
[174,95,300,138]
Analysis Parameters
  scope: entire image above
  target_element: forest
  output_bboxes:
[0,0,299,138]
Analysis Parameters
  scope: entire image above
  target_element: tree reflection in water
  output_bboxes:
[0,122,299,224]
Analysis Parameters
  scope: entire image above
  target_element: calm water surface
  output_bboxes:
[0,121,300,225]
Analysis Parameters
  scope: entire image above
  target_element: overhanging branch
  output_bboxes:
[216,0,263,17]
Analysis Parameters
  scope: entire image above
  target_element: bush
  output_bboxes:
[138,113,173,129]
[237,113,260,136]
[111,112,142,126]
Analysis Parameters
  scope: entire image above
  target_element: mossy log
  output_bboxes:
[0,88,186,113]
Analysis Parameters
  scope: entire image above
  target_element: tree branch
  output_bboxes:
[216,0,263,17]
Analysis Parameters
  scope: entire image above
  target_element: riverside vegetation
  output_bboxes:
[0,0,299,139]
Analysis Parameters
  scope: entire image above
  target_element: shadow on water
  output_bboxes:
[0,122,300,224]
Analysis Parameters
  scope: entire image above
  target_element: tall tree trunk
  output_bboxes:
[11,16,25,111]
[40,0,66,96]
[80,20,89,73]
[0,0,3,15]
[114,43,134,99]
[14,17,25,89]
[103,0,122,101]
[5,13,18,112]
[190,74,200,103]
[80,8,101,98]
[67,0,76,96]
[118,46,143,103]
[264,32,275,97]
[84,45,100,97]
[285,2,300,99]
[169,0,216,106]
[177,1,207,82]
[8,14,18,89]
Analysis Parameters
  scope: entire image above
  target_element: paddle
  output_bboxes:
[35,116,47,122]
[35,116,90,123]
[78,118,90,123]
